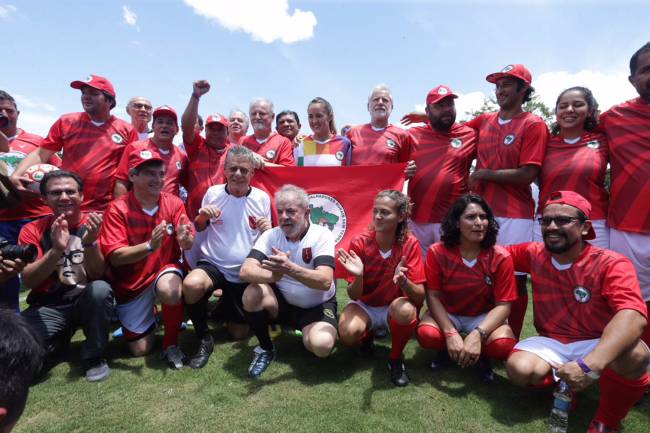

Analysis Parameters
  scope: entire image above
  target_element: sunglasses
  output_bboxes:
[537,216,584,227]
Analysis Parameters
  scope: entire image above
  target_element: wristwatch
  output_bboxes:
[576,357,600,380]
[474,326,488,342]
[146,242,154,253]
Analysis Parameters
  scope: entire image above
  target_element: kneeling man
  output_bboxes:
[240,184,337,378]
[506,191,649,433]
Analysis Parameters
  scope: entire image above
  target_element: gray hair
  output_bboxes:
[368,84,393,104]
[225,145,256,167]
[229,109,250,124]
[275,184,309,209]
[249,98,274,114]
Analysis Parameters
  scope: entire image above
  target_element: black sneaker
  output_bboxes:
[189,335,214,369]
[388,358,409,387]
[430,351,451,371]
[248,346,275,379]
[162,345,187,370]
[477,355,494,383]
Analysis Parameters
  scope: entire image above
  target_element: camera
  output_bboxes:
[0,237,37,263]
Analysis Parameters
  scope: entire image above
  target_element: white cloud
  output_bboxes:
[13,94,56,112]
[0,4,17,19]
[184,0,317,44]
[122,5,137,26]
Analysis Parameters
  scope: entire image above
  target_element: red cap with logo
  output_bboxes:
[486,64,532,85]
[153,105,178,124]
[128,148,164,171]
[206,113,228,128]
[426,85,458,105]
[70,74,116,98]
[542,190,596,240]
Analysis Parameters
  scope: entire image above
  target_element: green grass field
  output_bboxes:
[15,283,650,433]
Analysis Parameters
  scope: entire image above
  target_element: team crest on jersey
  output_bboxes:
[335,151,345,161]
[165,223,174,236]
[450,138,462,149]
[308,193,347,245]
[302,247,313,264]
[386,139,397,149]
[265,149,276,160]
[323,308,335,319]
[501,65,514,72]
[140,150,153,159]
[503,134,516,146]
[586,140,600,149]
[484,275,493,286]
[112,134,124,144]
[248,215,257,229]
[175,161,182,170]
[573,286,591,304]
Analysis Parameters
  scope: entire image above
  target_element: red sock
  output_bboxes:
[593,369,650,429]
[509,291,528,339]
[416,324,446,351]
[161,303,184,349]
[482,337,516,360]
[530,373,555,389]
[388,317,417,360]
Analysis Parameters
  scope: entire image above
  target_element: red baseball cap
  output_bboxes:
[426,85,458,105]
[128,148,164,171]
[542,190,596,240]
[486,64,532,85]
[152,105,178,124]
[206,113,228,128]
[70,74,116,98]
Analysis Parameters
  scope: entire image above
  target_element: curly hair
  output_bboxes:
[550,86,599,136]
[440,194,499,249]
[372,189,412,245]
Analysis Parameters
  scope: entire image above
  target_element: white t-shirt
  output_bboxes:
[195,184,271,282]
[250,223,336,308]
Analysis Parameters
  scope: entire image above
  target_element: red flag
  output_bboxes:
[252,164,406,277]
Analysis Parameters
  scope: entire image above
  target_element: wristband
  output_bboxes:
[576,357,600,379]
[444,329,459,338]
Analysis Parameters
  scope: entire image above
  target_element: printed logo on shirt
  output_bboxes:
[503,134,516,146]
[586,140,600,149]
[175,161,182,170]
[140,150,153,159]
[248,215,257,230]
[335,151,344,161]
[386,139,397,149]
[573,286,591,304]
[302,247,313,264]
[112,134,125,144]
[165,223,174,236]
[265,149,276,160]
[450,138,462,149]
[501,65,514,72]
[308,193,348,244]
[484,275,493,286]
[323,308,336,320]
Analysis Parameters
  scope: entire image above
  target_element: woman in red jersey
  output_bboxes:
[337,190,425,387]
[535,86,609,248]
[416,193,518,382]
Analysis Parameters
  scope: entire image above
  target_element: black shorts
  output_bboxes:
[271,285,338,331]
[196,260,249,324]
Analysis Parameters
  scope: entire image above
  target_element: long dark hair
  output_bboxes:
[372,189,411,245]
[308,97,337,135]
[440,194,499,249]
[550,86,599,136]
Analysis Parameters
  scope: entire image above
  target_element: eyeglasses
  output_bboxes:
[132,103,152,110]
[57,249,84,265]
[537,216,584,227]
[45,189,79,197]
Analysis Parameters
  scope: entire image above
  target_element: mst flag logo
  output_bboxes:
[308,193,347,244]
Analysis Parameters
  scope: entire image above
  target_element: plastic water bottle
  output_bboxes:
[548,380,572,433]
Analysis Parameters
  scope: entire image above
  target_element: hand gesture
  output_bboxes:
[337,248,363,277]
[193,80,211,98]
[198,205,221,220]
[51,214,70,252]
[554,361,595,392]
[261,247,293,275]
[404,160,417,179]
[256,216,272,232]
[392,257,408,287]
[81,212,103,245]
[9,173,40,199]
[150,220,167,251]
[400,112,428,126]
[0,256,26,282]
[176,215,193,249]
[458,332,482,368]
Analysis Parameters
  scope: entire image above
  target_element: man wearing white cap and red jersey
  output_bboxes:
[181,80,232,218]
[99,148,194,369]
[506,191,649,433]
[407,85,477,255]
[114,105,188,199]
[464,64,549,340]
[10,75,138,212]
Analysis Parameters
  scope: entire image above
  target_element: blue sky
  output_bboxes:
[1,0,647,137]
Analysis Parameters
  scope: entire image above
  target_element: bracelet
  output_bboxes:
[444,329,459,338]
[576,357,600,379]
[474,326,488,342]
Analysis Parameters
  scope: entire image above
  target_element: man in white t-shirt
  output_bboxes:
[182,146,271,369]
[240,184,338,379]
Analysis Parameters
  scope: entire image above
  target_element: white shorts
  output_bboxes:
[408,221,441,258]
[115,266,184,334]
[447,312,488,334]
[610,228,650,301]
[496,217,533,276]
[515,336,599,380]
[348,300,390,333]
[534,217,610,249]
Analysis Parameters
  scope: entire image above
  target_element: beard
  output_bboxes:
[543,232,579,254]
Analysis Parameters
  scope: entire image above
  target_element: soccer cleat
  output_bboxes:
[388,358,409,387]
[476,355,495,383]
[162,345,186,370]
[248,346,275,379]
[429,351,451,371]
[587,420,619,433]
[84,358,110,382]
[189,335,214,369]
